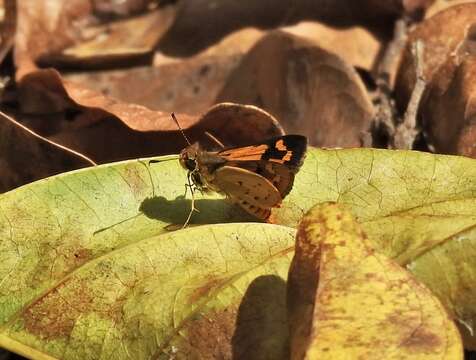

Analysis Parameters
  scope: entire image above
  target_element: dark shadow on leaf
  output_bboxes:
[139,195,257,226]
[232,275,289,360]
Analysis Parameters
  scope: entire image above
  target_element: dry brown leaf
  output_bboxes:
[16,65,283,161]
[153,27,264,68]
[14,0,93,78]
[50,102,284,162]
[14,1,175,74]
[425,0,476,17]
[0,0,15,66]
[65,53,242,115]
[217,31,375,148]
[56,8,175,68]
[404,0,437,12]
[420,25,476,157]
[394,3,476,111]
[157,0,431,57]
[184,27,265,62]
[92,0,152,16]
[283,22,382,71]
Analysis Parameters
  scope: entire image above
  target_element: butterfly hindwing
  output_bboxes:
[258,162,296,199]
[213,166,281,218]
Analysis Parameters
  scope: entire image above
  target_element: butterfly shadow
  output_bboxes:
[232,275,289,359]
[139,195,257,227]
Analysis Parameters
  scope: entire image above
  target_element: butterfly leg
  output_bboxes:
[182,170,201,228]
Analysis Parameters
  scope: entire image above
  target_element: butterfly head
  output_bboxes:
[179,143,200,172]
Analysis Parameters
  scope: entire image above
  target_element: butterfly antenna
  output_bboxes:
[171,112,192,146]
[204,131,225,149]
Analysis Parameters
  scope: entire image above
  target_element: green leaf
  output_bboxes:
[0,222,295,359]
[280,148,476,347]
[1,147,476,356]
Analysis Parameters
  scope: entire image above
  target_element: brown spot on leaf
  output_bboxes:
[23,278,93,340]
[187,277,225,305]
[177,307,237,359]
[122,163,149,196]
[70,246,93,266]
[401,328,442,352]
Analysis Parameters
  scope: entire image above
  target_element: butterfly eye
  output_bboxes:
[185,158,196,171]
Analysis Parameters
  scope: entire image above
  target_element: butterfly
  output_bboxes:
[173,114,307,225]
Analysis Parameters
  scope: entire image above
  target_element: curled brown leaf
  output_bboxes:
[217,31,375,148]
[394,3,476,111]
[420,24,476,156]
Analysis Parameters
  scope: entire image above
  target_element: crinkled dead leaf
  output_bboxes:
[66,27,263,115]
[160,27,266,64]
[16,67,283,161]
[56,8,175,68]
[66,22,381,123]
[66,52,242,115]
[14,1,174,73]
[394,3,476,111]
[217,31,375,148]
[420,24,476,157]
[49,101,283,162]
[287,203,463,359]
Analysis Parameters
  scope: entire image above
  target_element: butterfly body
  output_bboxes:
[179,135,307,220]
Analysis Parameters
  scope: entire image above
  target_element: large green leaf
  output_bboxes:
[0,148,475,357]
[1,223,295,359]
[282,149,476,347]
[282,149,476,346]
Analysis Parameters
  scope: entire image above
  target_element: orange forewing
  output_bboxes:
[179,135,307,221]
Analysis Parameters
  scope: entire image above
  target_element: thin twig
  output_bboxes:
[0,110,97,166]
[403,40,425,129]
[376,18,408,90]
[371,18,409,145]
[393,40,426,149]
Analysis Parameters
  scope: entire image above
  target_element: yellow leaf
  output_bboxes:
[288,203,463,359]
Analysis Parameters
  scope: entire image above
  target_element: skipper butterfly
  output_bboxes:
[172,113,307,225]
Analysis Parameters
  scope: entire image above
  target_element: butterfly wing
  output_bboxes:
[213,166,281,219]
[218,135,307,169]
[216,135,307,199]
